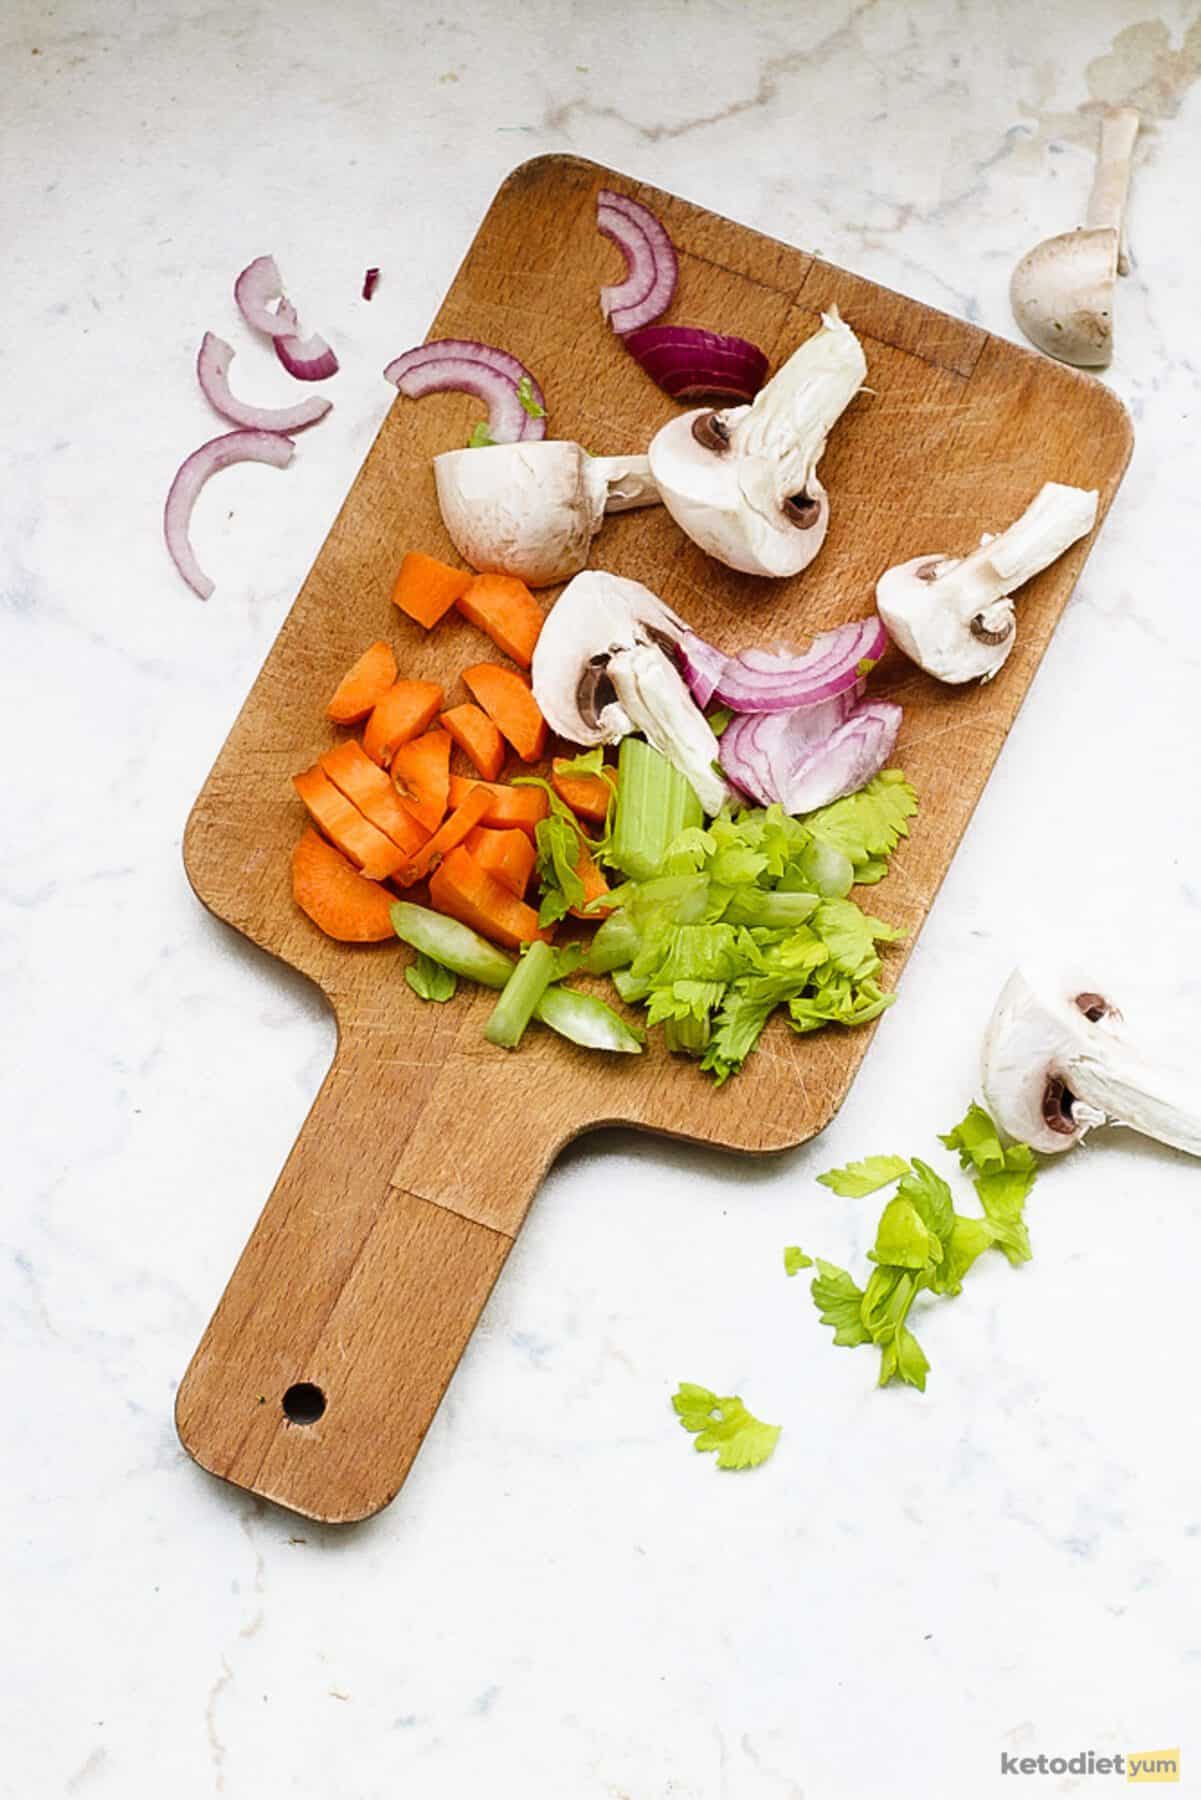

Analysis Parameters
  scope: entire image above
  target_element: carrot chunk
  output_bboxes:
[392,551,471,629]
[429,846,551,948]
[551,758,617,824]
[319,738,428,855]
[440,703,506,781]
[291,829,398,941]
[326,640,398,724]
[291,766,405,880]
[448,776,548,836]
[462,663,546,762]
[362,680,444,766]
[465,826,536,898]
[397,785,492,886]
[456,573,544,668]
[389,728,452,834]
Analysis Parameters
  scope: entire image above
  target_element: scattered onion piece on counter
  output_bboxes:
[711,618,889,714]
[596,189,678,333]
[273,301,340,381]
[362,267,380,301]
[233,254,294,338]
[384,339,547,444]
[163,430,295,600]
[623,324,769,403]
[196,333,332,433]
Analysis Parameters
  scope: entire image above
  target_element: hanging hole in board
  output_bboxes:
[282,1382,326,1424]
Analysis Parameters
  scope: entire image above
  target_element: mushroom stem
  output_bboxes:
[733,309,866,519]
[1060,1041,1201,1158]
[955,481,1099,599]
[585,455,661,515]
[1084,108,1139,276]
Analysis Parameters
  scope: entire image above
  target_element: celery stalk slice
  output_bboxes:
[582,911,642,975]
[390,902,514,988]
[723,889,819,928]
[609,738,704,882]
[534,986,645,1053]
[485,941,557,1050]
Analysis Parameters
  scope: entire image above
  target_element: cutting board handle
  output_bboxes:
[175,1036,516,1523]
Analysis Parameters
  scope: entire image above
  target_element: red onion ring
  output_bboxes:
[233,255,294,339]
[597,190,678,334]
[196,333,331,433]
[713,619,889,713]
[624,325,769,403]
[720,694,896,813]
[384,340,547,421]
[678,630,728,708]
[272,302,339,381]
[163,430,295,600]
[780,702,902,814]
[384,340,547,443]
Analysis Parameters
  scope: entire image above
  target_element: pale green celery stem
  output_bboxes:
[484,940,556,1050]
[534,985,644,1053]
[610,737,704,882]
[583,911,642,974]
[608,645,728,818]
[724,889,819,928]
[664,1012,711,1056]
[390,902,514,987]
[732,310,867,507]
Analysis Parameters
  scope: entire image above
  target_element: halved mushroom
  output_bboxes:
[531,570,729,815]
[646,308,867,578]
[875,482,1098,684]
[982,969,1201,1157]
[433,440,660,589]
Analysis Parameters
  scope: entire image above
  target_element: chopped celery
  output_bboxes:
[582,911,642,975]
[390,902,514,988]
[789,840,854,898]
[609,738,704,882]
[664,1012,711,1056]
[612,966,651,1004]
[723,889,819,928]
[534,985,645,1053]
[485,941,556,1050]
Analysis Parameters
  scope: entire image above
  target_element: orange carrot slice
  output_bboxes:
[456,573,544,668]
[440,702,506,781]
[448,776,548,836]
[551,758,617,824]
[392,550,471,629]
[466,826,536,898]
[326,640,398,724]
[397,784,492,885]
[429,846,551,948]
[291,828,397,941]
[362,680,444,766]
[319,738,428,856]
[462,663,546,762]
[390,728,451,834]
[291,766,405,880]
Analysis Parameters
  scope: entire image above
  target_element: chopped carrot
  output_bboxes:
[362,680,444,766]
[326,640,398,724]
[291,766,405,880]
[456,573,544,668]
[292,829,397,941]
[319,739,428,856]
[429,846,551,949]
[448,775,548,836]
[569,836,614,918]
[392,550,471,629]
[390,728,452,834]
[466,826,536,898]
[552,758,617,824]
[462,663,546,762]
[440,702,506,781]
[397,785,492,885]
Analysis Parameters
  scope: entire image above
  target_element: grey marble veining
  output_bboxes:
[3,1,1200,1795]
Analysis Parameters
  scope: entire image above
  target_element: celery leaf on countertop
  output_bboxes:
[671,1383,781,1470]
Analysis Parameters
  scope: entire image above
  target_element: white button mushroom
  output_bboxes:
[530,570,730,816]
[433,440,660,589]
[982,969,1201,1158]
[646,308,867,578]
[875,482,1098,684]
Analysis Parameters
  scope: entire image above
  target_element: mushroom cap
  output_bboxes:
[434,440,603,588]
[876,555,1016,684]
[981,969,1107,1153]
[648,408,830,578]
[530,570,688,745]
[1010,227,1119,369]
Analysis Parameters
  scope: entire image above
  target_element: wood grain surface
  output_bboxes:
[175,154,1132,1521]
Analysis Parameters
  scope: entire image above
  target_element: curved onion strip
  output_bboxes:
[164,430,295,600]
[678,630,728,708]
[596,190,678,334]
[274,327,339,382]
[624,324,768,403]
[386,354,532,444]
[196,333,332,433]
[384,339,546,414]
[720,691,863,804]
[233,255,296,339]
[780,702,902,813]
[714,618,889,713]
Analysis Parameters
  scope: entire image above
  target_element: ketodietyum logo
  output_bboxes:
[999,1748,1180,1782]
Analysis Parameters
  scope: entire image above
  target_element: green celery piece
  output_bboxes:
[804,770,918,866]
[723,889,819,929]
[809,1259,872,1347]
[975,1156,1037,1265]
[404,951,457,1003]
[534,985,644,1053]
[582,911,642,974]
[706,706,733,737]
[467,422,495,449]
[553,747,606,778]
[940,1101,1007,1173]
[879,1323,929,1392]
[612,966,650,1004]
[664,1011,711,1056]
[516,374,546,418]
[867,1197,941,1271]
[609,738,704,882]
[897,1158,955,1248]
[853,858,888,885]
[484,941,556,1050]
[813,897,904,981]
[817,1154,911,1198]
[929,1214,996,1296]
[783,1246,813,1276]
[671,1383,780,1470]
[793,840,854,898]
[390,902,514,987]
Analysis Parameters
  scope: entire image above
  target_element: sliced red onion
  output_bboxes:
[713,618,889,713]
[274,324,339,382]
[679,630,728,708]
[362,267,380,301]
[384,339,547,425]
[196,333,331,433]
[597,190,678,334]
[234,255,294,339]
[386,354,532,443]
[163,430,295,600]
[720,692,863,804]
[781,703,902,814]
[624,324,768,403]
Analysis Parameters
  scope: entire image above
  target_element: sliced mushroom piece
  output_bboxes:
[875,482,1098,684]
[982,969,1201,1157]
[531,570,729,815]
[433,440,660,589]
[646,308,867,578]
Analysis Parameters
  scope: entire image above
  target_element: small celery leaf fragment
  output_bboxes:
[467,421,495,449]
[783,1246,813,1276]
[516,374,546,418]
[817,1154,910,1198]
[809,1259,872,1347]
[405,952,457,1002]
[671,1383,780,1470]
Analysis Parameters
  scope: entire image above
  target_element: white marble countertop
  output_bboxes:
[6,1,1200,1794]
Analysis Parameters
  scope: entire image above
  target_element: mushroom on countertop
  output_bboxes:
[433,440,660,589]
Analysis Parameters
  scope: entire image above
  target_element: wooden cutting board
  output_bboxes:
[175,154,1132,1522]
